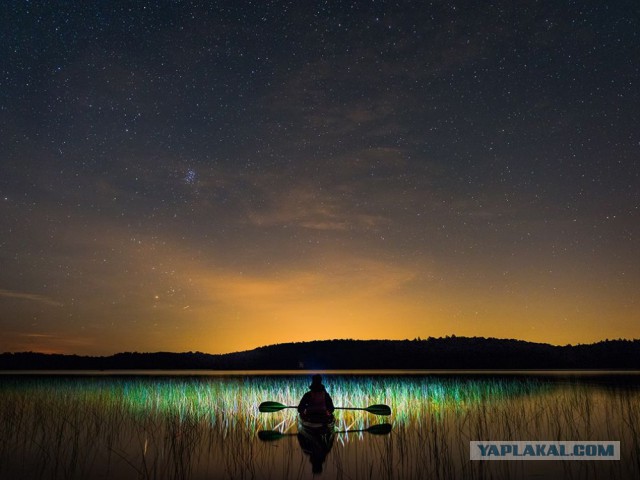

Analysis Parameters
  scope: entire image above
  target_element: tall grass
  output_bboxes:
[0,374,638,479]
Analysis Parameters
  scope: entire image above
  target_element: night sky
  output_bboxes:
[1,1,638,355]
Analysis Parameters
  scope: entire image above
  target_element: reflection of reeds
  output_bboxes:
[621,388,640,478]
[0,375,638,479]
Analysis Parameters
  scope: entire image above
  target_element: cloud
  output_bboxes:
[192,255,417,308]
[246,182,389,231]
[2,332,96,354]
[0,289,64,307]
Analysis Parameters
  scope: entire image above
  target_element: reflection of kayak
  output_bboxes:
[298,413,335,433]
[297,414,335,474]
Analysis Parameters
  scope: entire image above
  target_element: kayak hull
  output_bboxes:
[298,413,335,433]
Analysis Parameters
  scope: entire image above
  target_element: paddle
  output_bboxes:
[335,405,392,416]
[258,423,393,441]
[258,401,391,416]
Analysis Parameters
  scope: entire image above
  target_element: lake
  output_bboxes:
[0,371,638,479]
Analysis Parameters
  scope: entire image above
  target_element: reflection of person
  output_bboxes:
[297,427,334,474]
[297,374,335,416]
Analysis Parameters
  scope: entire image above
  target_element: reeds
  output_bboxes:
[0,373,638,479]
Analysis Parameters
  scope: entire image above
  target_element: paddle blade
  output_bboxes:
[258,401,289,413]
[365,404,392,416]
[366,423,393,435]
[258,430,286,441]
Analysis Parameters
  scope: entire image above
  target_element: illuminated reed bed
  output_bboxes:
[0,374,638,479]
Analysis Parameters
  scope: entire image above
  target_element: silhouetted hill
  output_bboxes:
[1,337,639,370]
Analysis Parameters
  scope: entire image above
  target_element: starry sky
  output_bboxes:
[1,1,638,355]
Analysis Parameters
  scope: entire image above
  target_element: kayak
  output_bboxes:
[298,413,335,433]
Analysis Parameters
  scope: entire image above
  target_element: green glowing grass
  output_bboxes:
[0,375,550,431]
[0,374,638,479]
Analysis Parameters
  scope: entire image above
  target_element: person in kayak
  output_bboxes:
[298,374,335,417]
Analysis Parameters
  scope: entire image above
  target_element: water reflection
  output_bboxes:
[0,372,638,479]
[259,423,393,475]
[298,427,333,474]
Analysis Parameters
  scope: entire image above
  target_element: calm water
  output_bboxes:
[0,371,638,479]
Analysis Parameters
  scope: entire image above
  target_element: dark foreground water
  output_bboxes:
[0,371,638,479]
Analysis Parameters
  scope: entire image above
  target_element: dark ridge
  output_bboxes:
[1,337,639,370]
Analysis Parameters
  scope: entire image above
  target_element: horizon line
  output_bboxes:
[2,335,639,357]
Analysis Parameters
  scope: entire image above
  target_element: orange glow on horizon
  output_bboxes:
[1,231,638,356]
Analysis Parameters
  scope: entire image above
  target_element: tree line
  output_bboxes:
[1,337,639,370]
